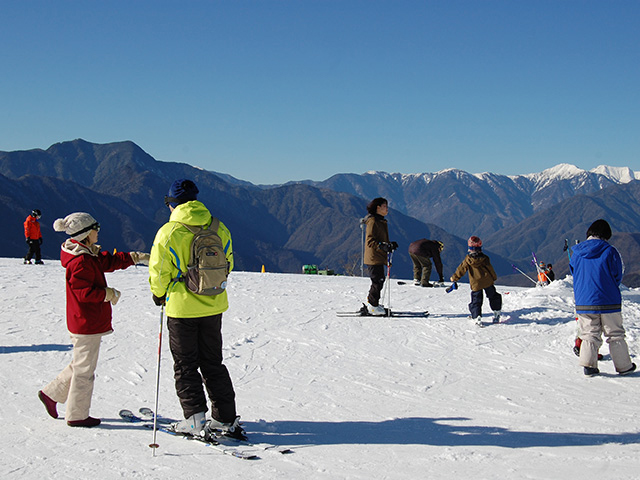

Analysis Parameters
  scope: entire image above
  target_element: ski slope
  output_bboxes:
[1,258,639,479]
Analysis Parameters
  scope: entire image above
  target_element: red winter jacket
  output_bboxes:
[24,215,42,240]
[60,240,134,335]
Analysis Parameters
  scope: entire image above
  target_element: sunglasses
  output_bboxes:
[164,196,179,207]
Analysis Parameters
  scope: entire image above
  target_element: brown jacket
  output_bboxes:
[364,214,389,265]
[451,252,497,291]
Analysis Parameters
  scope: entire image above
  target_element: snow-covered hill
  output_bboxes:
[2,258,640,479]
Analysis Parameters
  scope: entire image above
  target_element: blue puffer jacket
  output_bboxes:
[569,238,623,313]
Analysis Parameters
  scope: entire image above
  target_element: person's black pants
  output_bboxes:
[367,264,385,306]
[25,240,41,262]
[167,314,237,422]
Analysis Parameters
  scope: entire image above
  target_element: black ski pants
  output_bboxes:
[167,314,237,422]
[367,264,386,307]
[25,239,42,262]
[469,285,502,319]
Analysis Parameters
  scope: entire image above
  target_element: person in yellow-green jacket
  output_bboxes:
[149,179,244,440]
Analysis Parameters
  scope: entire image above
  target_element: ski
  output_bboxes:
[397,280,446,288]
[138,407,172,425]
[337,309,429,318]
[480,315,510,327]
[204,426,294,455]
[135,408,293,455]
[119,409,259,460]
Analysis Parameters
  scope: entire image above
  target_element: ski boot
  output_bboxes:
[205,416,247,441]
[172,411,206,435]
[367,303,386,316]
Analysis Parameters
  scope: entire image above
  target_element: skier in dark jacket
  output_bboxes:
[545,264,555,282]
[408,239,444,287]
[569,219,636,376]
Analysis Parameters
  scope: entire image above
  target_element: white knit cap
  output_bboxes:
[53,212,99,241]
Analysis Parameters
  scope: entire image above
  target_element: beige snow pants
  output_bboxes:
[578,312,633,372]
[42,333,104,421]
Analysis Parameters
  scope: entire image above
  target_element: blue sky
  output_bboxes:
[2,0,639,184]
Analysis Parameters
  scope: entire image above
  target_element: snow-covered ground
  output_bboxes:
[1,258,639,479]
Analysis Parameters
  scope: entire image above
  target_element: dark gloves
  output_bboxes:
[445,282,458,293]
[379,241,399,253]
[152,294,166,306]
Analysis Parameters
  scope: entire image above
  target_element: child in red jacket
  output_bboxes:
[38,212,148,427]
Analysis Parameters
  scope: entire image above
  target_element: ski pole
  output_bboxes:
[385,250,394,316]
[149,304,164,456]
[512,264,537,285]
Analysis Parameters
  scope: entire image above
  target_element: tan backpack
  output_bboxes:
[177,218,230,295]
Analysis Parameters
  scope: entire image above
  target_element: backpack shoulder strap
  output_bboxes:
[175,222,206,235]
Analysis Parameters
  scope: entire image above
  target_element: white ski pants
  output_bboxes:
[578,312,633,372]
[42,333,104,421]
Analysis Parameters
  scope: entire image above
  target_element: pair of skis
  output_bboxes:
[339,250,427,318]
[119,408,292,460]
[336,303,429,318]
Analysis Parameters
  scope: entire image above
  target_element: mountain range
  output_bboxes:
[1,139,639,286]
[297,164,640,238]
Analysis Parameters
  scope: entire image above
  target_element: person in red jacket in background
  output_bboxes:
[37,212,149,427]
[24,209,44,264]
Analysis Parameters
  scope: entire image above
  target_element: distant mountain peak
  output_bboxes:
[590,165,640,183]
[523,163,586,185]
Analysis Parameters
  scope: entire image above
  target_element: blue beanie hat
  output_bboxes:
[165,179,199,208]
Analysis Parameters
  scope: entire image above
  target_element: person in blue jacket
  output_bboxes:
[570,219,636,376]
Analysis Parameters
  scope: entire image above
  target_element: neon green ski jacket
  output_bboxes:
[149,200,233,318]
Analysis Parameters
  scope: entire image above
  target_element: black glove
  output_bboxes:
[379,242,392,253]
[152,294,166,306]
[390,241,399,251]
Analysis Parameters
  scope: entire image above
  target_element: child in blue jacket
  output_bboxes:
[570,219,636,376]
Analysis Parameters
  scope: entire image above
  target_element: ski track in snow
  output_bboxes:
[1,259,640,479]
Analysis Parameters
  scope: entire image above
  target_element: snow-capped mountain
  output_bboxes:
[304,164,640,238]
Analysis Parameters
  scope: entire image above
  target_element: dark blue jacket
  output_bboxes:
[569,238,623,314]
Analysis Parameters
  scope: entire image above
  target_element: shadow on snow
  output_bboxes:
[0,343,72,354]
[244,417,640,449]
